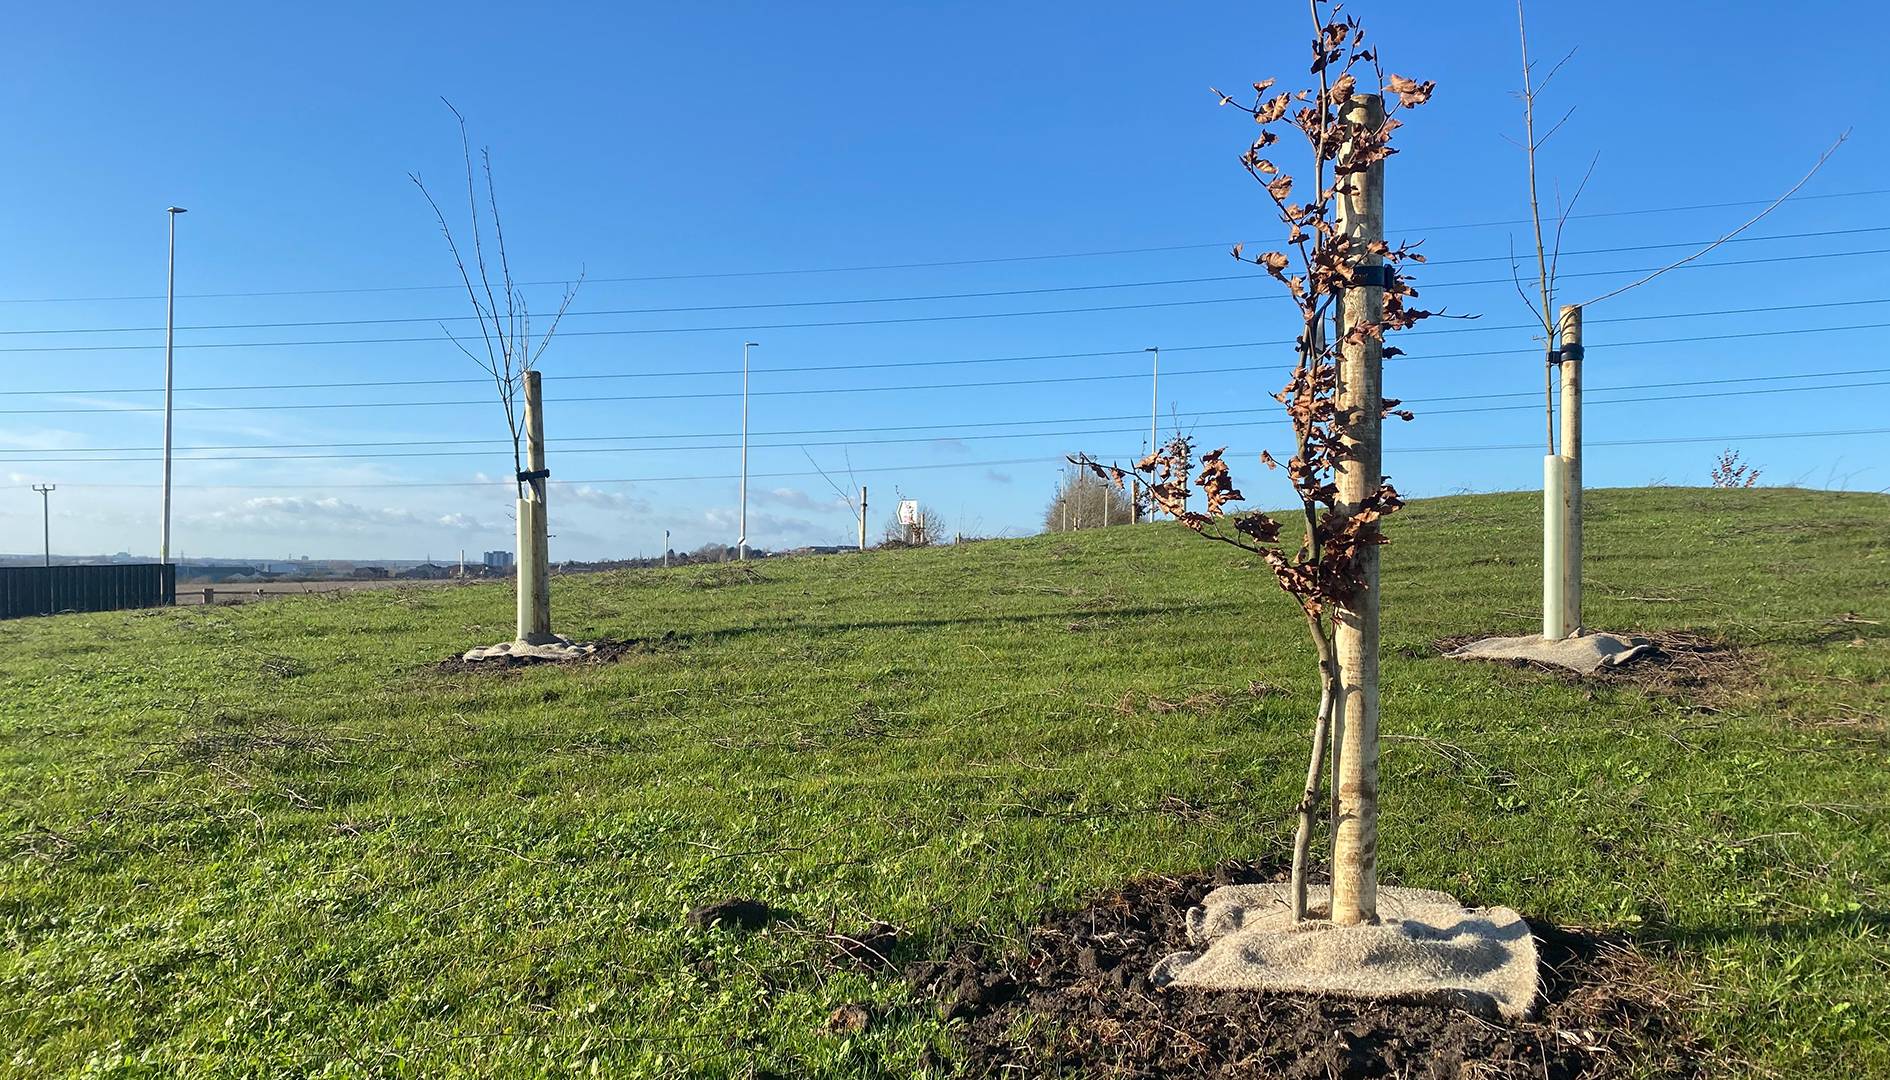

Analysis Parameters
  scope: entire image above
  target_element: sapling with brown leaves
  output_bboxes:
[1074,1,1436,925]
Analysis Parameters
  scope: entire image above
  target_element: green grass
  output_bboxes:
[1,487,1886,1078]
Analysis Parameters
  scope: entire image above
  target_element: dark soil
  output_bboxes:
[906,860,1700,1079]
[432,633,675,674]
[686,896,773,932]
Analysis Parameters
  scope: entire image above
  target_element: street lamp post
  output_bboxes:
[1146,346,1160,458]
[161,206,187,565]
[1145,346,1160,519]
[739,341,758,560]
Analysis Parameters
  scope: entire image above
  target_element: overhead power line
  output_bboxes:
[2,246,1888,355]
[6,315,1888,417]
[8,376,1886,466]
[36,427,1890,490]
[2,188,1885,306]
[6,226,1887,339]
[9,366,1885,458]
[6,297,1888,404]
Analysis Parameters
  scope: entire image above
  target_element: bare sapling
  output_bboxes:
[411,100,584,643]
[1710,449,1762,489]
[1074,1,1438,925]
[1509,0,1844,639]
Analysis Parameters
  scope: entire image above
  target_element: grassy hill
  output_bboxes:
[1,487,1885,1077]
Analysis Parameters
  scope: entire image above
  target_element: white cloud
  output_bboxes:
[755,486,849,513]
[561,484,652,513]
[188,496,430,534]
[0,428,94,452]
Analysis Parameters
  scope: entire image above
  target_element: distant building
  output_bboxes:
[398,563,451,580]
[352,566,390,580]
[482,550,514,569]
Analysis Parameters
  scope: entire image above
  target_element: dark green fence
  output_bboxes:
[0,564,176,619]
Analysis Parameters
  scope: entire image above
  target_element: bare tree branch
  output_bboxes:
[1578,132,1849,307]
[415,102,584,498]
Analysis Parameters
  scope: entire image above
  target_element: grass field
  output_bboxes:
[2,487,1885,1078]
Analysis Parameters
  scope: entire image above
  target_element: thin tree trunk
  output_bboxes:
[1290,610,1340,922]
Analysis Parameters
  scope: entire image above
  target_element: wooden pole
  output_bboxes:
[1330,92,1384,927]
[1558,305,1583,636]
[516,370,553,643]
[859,486,868,552]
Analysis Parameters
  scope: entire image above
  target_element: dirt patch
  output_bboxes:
[432,633,675,675]
[906,861,1699,1079]
[1436,630,1752,707]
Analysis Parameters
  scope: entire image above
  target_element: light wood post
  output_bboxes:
[859,486,868,552]
[1558,305,1583,636]
[1330,92,1385,927]
[516,370,553,644]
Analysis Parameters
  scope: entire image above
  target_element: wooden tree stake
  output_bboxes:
[516,370,553,644]
[1331,92,1386,927]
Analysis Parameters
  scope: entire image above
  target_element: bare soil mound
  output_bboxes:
[432,632,676,674]
[906,861,1699,1079]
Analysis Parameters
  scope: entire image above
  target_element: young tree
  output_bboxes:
[411,102,584,644]
[1076,2,1435,924]
[1045,463,1137,532]
[1710,449,1762,489]
[880,503,942,547]
[1508,1,1842,639]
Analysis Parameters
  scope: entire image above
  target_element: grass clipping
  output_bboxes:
[1150,884,1538,1020]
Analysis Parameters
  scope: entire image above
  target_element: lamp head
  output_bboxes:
[167,206,187,214]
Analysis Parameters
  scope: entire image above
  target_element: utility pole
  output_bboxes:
[515,370,553,643]
[858,486,868,552]
[739,341,758,560]
[31,484,54,617]
[663,529,670,568]
[32,484,54,567]
[160,206,186,565]
[1330,93,1385,928]
[1556,305,1583,638]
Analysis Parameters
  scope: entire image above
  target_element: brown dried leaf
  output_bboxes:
[1386,73,1435,107]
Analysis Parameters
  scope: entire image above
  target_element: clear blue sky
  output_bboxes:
[2,2,1885,561]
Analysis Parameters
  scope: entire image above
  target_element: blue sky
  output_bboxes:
[2,2,1885,560]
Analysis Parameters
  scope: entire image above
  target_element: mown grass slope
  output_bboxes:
[1,487,1885,1078]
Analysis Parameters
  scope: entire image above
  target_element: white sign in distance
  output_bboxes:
[898,499,921,526]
